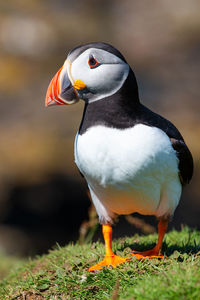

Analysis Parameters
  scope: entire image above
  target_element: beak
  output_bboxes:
[45,60,80,107]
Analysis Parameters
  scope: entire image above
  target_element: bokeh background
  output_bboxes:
[0,0,199,257]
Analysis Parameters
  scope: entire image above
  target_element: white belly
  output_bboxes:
[75,124,181,222]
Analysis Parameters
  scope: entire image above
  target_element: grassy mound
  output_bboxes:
[0,227,200,299]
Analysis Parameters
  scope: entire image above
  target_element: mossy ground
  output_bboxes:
[0,227,200,299]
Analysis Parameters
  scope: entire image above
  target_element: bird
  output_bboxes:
[45,42,193,272]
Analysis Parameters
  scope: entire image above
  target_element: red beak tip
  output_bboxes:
[45,96,57,107]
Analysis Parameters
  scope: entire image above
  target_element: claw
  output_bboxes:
[131,247,164,260]
[88,254,128,272]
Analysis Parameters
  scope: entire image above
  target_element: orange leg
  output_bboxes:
[131,219,168,260]
[88,224,128,272]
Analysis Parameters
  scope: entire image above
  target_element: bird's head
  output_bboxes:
[45,42,131,106]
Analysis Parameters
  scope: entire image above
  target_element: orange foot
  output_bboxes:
[88,254,128,272]
[131,247,164,260]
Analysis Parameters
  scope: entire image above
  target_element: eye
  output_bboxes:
[88,55,100,69]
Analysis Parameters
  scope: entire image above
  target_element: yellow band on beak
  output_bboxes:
[74,80,86,90]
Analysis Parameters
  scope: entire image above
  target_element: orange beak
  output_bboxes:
[45,62,79,107]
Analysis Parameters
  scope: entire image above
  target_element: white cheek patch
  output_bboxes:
[70,48,129,102]
[88,64,129,95]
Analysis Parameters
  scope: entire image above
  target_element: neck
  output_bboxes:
[118,68,140,105]
[79,69,142,135]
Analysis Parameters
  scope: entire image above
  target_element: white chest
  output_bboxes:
[74,124,180,217]
[75,124,178,183]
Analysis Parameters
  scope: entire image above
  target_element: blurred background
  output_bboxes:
[0,0,199,258]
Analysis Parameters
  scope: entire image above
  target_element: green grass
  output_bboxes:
[0,227,200,299]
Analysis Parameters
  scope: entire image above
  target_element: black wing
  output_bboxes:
[170,138,193,185]
[139,105,194,185]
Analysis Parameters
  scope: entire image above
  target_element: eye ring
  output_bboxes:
[88,55,100,69]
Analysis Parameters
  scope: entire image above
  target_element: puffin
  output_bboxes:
[45,42,193,272]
